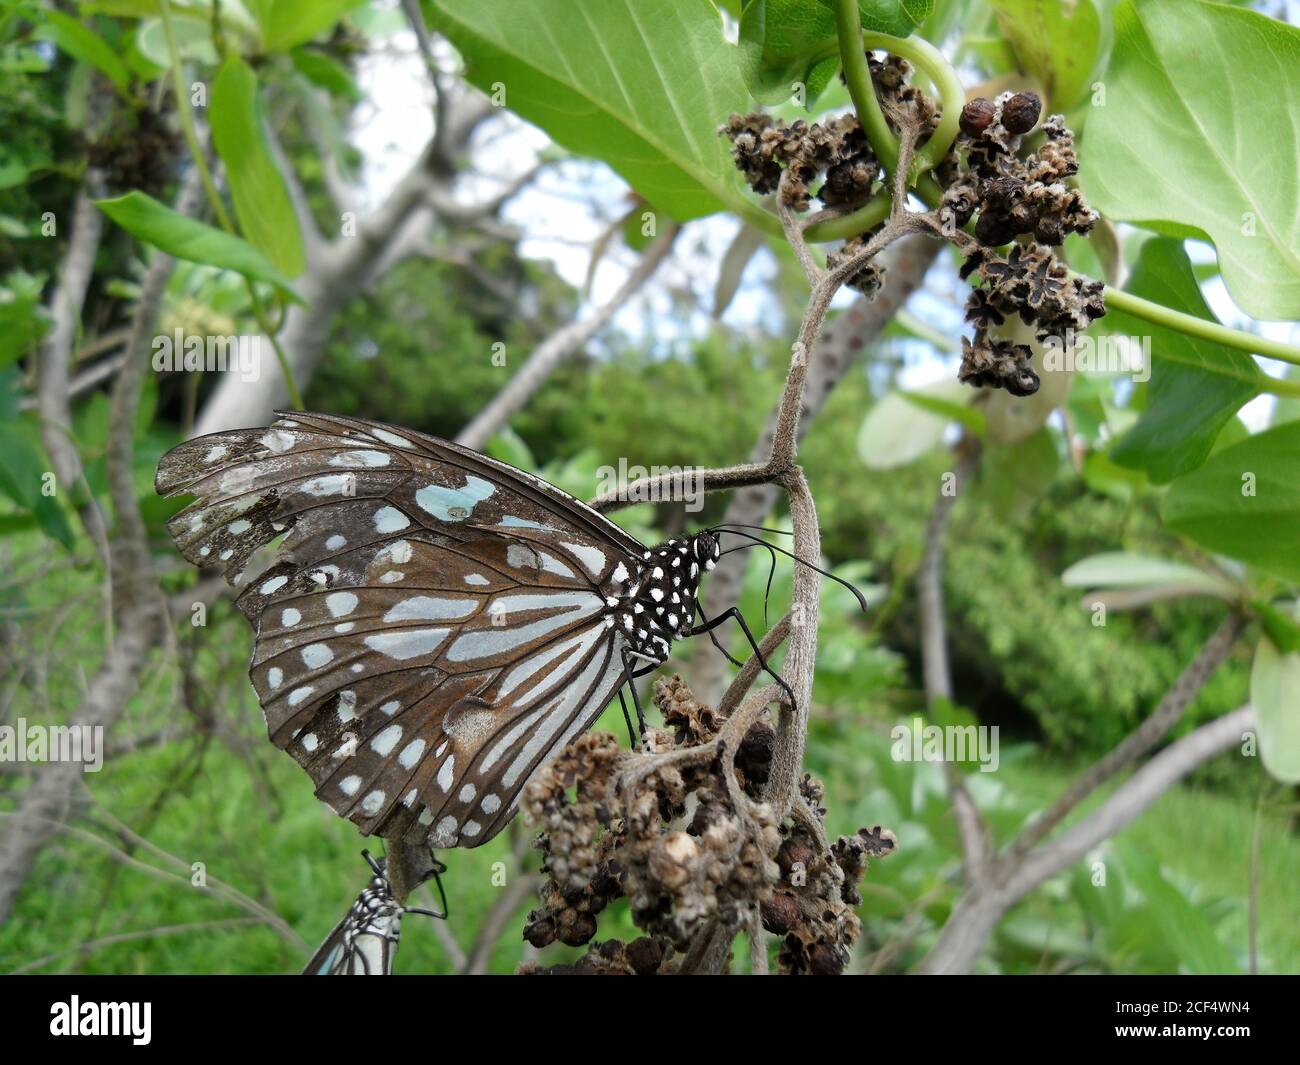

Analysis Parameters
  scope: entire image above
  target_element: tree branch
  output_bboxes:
[456,221,681,449]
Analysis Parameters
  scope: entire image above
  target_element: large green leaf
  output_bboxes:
[96,192,302,302]
[425,0,769,223]
[988,0,1105,112]
[739,0,933,106]
[210,56,305,277]
[1162,420,1300,582]
[36,9,132,95]
[1250,637,1300,783]
[1108,240,1261,484]
[1081,0,1300,320]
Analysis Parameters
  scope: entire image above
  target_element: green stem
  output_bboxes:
[835,0,898,175]
[157,0,304,410]
[860,31,964,179]
[1102,284,1300,372]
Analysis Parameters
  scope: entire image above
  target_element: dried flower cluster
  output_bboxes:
[762,775,897,974]
[518,677,894,974]
[720,112,878,213]
[721,66,1108,401]
[941,91,1105,395]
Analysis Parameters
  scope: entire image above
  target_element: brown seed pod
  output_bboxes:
[1002,92,1042,135]
[959,97,996,137]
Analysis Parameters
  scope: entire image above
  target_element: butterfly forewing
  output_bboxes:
[157,412,642,848]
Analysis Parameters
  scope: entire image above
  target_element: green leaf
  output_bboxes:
[1061,551,1237,599]
[290,47,362,101]
[1252,601,1300,655]
[988,0,1104,112]
[95,192,302,303]
[1123,849,1240,974]
[0,271,50,369]
[1162,420,1300,582]
[858,377,967,469]
[1081,0,1300,320]
[1108,239,1261,484]
[36,9,132,95]
[210,56,306,277]
[1250,637,1300,784]
[426,0,762,224]
[248,0,364,52]
[0,423,75,551]
[739,0,933,106]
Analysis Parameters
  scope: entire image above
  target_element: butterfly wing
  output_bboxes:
[157,412,640,848]
[303,891,401,975]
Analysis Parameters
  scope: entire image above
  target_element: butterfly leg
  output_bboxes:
[617,688,638,747]
[685,607,797,715]
[692,602,747,669]
[619,647,657,742]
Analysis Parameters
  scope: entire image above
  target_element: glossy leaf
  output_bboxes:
[1108,239,1261,484]
[1162,421,1300,582]
[211,56,306,277]
[427,0,760,223]
[36,9,132,95]
[739,0,933,106]
[1081,0,1300,319]
[96,192,302,303]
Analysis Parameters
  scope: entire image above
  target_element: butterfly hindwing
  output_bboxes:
[157,412,641,848]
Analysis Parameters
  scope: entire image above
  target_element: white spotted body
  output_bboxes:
[606,533,720,665]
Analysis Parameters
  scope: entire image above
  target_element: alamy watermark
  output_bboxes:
[0,718,103,772]
[596,459,706,512]
[152,329,261,382]
[891,721,1000,773]
[1042,328,1151,383]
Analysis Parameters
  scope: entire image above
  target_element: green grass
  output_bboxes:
[998,755,1300,973]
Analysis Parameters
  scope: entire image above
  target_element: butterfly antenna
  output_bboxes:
[712,522,794,537]
[711,529,871,613]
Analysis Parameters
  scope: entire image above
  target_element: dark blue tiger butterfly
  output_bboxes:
[303,850,447,975]
[155,412,831,851]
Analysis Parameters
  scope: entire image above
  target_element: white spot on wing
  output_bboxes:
[383,596,476,622]
[329,449,391,468]
[562,542,607,578]
[436,755,455,791]
[399,738,425,769]
[371,724,402,756]
[301,643,333,668]
[364,628,451,660]
[373,506,410,533]
[326,592,358,617]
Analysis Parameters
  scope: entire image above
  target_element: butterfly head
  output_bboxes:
[692,530,721,572]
